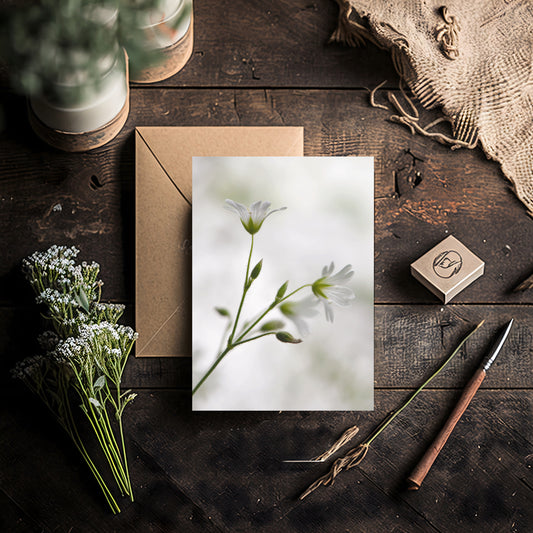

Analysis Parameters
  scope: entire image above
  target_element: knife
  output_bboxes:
[407,318,514,490]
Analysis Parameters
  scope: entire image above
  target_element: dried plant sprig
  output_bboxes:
[513,271,533,292]
[299,320,485,500]
[300,444,369,500]
[311,424,360,462]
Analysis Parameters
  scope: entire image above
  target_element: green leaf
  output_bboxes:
[250,259,263,280]
[276,281,289,300]
[275,331,302,344]
[261,320,285,332]
[215,307,230,317]
[94,375,106,391]
[74,287,90,313]
[88,397,101,409]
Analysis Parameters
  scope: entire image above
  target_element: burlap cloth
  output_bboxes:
[331,0,533,215]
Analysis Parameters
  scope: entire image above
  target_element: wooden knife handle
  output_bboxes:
[407,367,486,490]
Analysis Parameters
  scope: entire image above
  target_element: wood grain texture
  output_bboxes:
[1,1,532,530]
[130,0,399,89]
[1,89,532,306]
[1,389,530,533]
[1,305,531,391]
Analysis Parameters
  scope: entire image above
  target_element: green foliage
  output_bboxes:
[276,281,289,300]
[260,320,285,332]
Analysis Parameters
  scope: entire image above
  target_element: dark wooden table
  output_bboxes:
[1,1,532,531]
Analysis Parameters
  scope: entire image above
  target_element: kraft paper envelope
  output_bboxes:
[135,126,304,357]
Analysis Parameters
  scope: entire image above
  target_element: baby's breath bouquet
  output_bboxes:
[12,245,137,513]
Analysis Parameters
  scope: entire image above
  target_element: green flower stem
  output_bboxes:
[85,400,129,496]
[96,383,133,500]
[63,391,121,514]
[99,394,126,470]
[234,284,311,343]
[118,414,133,501]
[70,371,126,490]
[116,345,135,500]
[217,320,233,356]
[31,378,121,514]
[232,332,277,347]
[115,382,133,502]
[73,371,129,497]
[364,321,485,447]
[227,234,254,346]
[192,346,231,396]
[193,283,313,396]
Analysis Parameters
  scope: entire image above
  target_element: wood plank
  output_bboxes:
[132,0,399,89]
[3,389,526,533]
[2,305,531,393]
[375,304,533,390]
[0,392,223,532]
[0,489,41,533]
[1,89,531,306]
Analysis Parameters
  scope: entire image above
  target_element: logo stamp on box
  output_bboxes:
[411,236,484,303]
[432,250,463,278]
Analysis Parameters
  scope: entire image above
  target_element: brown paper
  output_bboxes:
[135,126,304,357]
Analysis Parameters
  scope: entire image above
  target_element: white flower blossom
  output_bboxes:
[280,296,319,336]
[37,331,60,351]
[225,199,286,235]
[312,262,355,322]
[11,355,46,380]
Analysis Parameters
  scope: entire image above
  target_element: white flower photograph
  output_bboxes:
[192,156,374,411]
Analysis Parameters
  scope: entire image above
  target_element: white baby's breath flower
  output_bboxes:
[11,355,46,380]
[312,262,355,322]
[225,199,286,235]
[37,330,60,351]
[280,296,319,337]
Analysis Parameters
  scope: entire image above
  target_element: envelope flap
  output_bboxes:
[135,126,304,357]
[136,126,304,204]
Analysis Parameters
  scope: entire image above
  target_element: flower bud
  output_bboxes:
[275,331,302,344]
[215,307,230,317]
[250,259,263,280]
[276,281,289,300]
[260,320,285,332]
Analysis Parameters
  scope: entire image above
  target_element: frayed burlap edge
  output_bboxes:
[331,0,533,216]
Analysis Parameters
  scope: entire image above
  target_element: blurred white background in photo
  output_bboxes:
[192,156,373,411]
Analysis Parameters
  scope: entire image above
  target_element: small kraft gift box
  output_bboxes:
[411,235,485,303]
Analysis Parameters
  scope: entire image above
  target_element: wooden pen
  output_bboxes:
[407,319,514,490]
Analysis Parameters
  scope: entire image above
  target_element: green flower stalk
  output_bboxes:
[13,245,137,513]
[298,321,485,500]
[192,200,356,396]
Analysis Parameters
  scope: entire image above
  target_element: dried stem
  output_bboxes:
[513,271,533,292]
[312,425,360,462]
[300,445,369,500]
